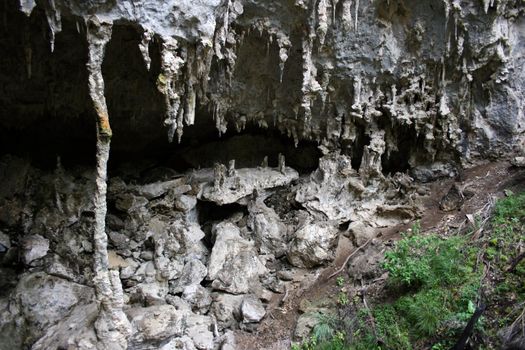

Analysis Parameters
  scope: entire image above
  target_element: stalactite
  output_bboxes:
[19,0,36,16]
[44,0,61,52]
[139,29,153,70]
[341,0,353,31]
[157,37,185,143]
[86,17,131,350]
[317,0,328,46]
[354,0,359,32]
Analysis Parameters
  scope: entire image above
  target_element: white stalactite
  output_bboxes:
[139,29,153,70]
[317,0,328,46]
[157,38,185,143]
[86,17,131,350]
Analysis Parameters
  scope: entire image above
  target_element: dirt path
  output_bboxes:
[236,161,525,350]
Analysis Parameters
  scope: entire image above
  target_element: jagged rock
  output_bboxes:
[440,184,465,212]
[0,231,10,252]
[20,235,49,265]
[135,177,189,199]
[126,305,186,344]
[114,193,148,212]
[511,156,525,167]
[160,336,198,350]
[166,295,192,311]
[211,293,243,329]
[175,194,198,212]
[344,221,374,246]
[248,199,288,257]
[13,272,94,344]
[182,284,212,314]
[108,250,129,269]
[184,314,215,350]
[241,295,266,323]
[201,167,299,205]
[218,331,237,350]
[294,312,322,340]
[411,162,457,183]
[288,221,338,268]
[134,281,169,305]
[170,258,207,294]
[207,222,267,294]
[31,303,99,350]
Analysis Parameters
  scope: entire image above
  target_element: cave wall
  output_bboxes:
[0,0,523,168]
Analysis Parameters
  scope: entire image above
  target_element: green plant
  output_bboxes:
[336,276,345,287]
[338,292,349,306]
[382,233,471,288]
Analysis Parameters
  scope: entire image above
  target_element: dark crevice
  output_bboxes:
[196,200,248,249]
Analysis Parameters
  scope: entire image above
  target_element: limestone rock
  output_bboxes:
[20,235,49,265]
[346,221,375,246]
[241,295,266,323]
[211,293,243,329]
[288,221,338,268]
[248,199,288,257]
[170,258,207,294]
[182,284,212,314]
[207,222,267,294]
[126,305,186,344]
[201,167,299,205]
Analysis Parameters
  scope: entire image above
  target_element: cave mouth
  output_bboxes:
[0,5,321,175]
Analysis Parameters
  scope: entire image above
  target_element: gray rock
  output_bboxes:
[136,178,189,199]
[21,235,49,265]
[174,194,197,212]
[288,222,338,268]
[0,231,11,251]
[170,258,207,294]
[241,295,266,323]
[126,305,186,343]
[211,293,243,329]
[346,221,375,246]
[184,314,214,350]
[207,222,267,294]
[182,284,212,313]
[160,336,198,350]
[248,199,288,257]
[15,272,94,342]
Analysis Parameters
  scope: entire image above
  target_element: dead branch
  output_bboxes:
[328,236,374,279]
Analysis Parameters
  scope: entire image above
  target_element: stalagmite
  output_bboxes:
[261,156,269,167]
[278,153,286,174]
[86,17,131,350]
[228,159,236,177]
[213,163,227,190]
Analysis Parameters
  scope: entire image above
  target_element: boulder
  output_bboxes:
[210,293,243,329]
[21,235,49,265]
[182,284,212,313]
[170,258,207,294]
[287,222,338,268]
[241,295,266,323]
[126,305,186,343]
[248,200,288,257]
[207,222,267,294]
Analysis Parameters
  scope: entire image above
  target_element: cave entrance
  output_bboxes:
[0,12,321,177]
